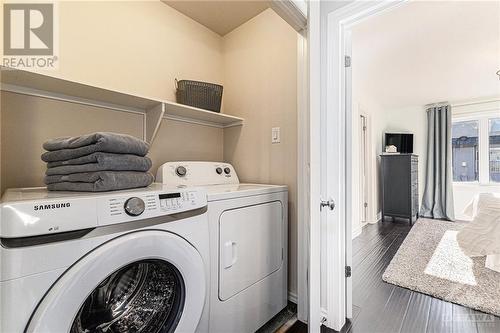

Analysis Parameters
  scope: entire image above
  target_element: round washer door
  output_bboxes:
[27,230,206,333]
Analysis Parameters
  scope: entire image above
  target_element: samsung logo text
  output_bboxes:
[34,202,71,211]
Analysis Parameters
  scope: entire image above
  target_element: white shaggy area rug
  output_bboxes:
[382,218,500,316]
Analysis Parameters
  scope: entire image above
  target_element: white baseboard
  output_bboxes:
[321,307,328,325]
[352,224,362,239]
[365,212,382,224]
[288,291,298,303]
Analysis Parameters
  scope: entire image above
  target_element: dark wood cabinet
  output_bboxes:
[380,154,418,224]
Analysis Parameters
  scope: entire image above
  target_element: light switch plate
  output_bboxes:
[272,127,280,144]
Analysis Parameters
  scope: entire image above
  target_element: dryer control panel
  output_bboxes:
[156,161,240,186]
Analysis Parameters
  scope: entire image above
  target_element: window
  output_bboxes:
[490,118,500,182]
[452,114,500,184]
[452,120,479,182]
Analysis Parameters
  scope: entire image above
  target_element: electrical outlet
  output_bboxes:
[272,127,280,144]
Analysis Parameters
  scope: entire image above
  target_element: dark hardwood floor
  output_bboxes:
[348,219,499,333]
[286,219,500,333]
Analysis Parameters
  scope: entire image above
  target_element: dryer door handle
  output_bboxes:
[223,241,238,269]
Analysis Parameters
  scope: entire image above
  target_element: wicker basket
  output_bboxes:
[175,79,223,113]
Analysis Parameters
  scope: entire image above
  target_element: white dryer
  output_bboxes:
[157,162,288,333]
[0,184,210,333]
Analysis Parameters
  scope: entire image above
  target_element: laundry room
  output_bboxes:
[0,1,304,332]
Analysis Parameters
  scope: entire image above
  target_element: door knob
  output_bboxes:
[320,199,336,211]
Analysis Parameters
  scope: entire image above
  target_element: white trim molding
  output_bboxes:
[323,0,408,331]
[308,0,322,331]
[288,291,298,304]
[270,0,307,33]
[352,224,363,239]
[296,32,309,324]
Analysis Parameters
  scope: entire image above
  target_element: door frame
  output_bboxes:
[302,0,322,331]
[355,108,370,237]
[296,31,310,323]
[298,0,409,332]
[321,0,406,331]
[359,112,368,225]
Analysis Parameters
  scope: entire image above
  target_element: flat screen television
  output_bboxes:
[384,133,413,154]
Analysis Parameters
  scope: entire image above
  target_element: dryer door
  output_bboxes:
[26,230,206,333]
[219,201,283,300]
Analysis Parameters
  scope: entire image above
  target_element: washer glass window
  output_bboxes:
[70,259,185,333]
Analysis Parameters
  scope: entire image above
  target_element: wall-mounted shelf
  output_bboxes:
[0,67,243,143]
[163,101,243,128]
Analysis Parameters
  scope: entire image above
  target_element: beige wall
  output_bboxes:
[1,92,222,191]
[222,9,298,296]
[148,119,223,173]
[48,1,224,104]
[2,92,141,191]
[1,3,298,297]
[1,0,226,192]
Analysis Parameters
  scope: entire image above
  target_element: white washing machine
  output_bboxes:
[157,161,288,333]
[0,184,210,333]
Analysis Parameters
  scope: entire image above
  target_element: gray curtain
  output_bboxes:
[420,105,455,220]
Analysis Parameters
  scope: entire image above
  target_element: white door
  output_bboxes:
[308,1,403,330]
[321,2,361,331]
[26,230,206,333]
[309,1,352,331]
[320,2,409,331]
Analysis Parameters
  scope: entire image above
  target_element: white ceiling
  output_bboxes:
[162,0,269,36]
[352,1,500,109]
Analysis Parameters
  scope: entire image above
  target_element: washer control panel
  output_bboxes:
[99,188,206,226]
[156,161,240,186]
[0,186,207,238]
[158,191,197,212]
[124,197,146,216]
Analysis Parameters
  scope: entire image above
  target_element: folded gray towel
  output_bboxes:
[41,132,149,162]
[46,153,152,175]
[45,171,154,192]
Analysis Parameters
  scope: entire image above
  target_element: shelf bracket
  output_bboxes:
[145,103,165,144]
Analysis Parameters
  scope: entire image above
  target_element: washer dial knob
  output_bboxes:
[224,167,231,174]
[175,166,187,177]
[124,197,145,216]
[216,167,223,174]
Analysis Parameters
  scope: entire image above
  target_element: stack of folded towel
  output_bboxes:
[41,132,154,192]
